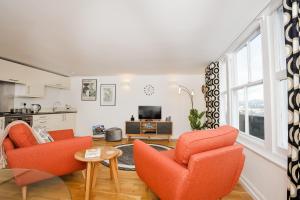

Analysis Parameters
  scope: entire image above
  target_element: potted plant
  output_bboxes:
[189,109,206,130]
[178,85,206,130]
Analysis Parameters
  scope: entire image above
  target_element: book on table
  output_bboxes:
[85,148,101,158]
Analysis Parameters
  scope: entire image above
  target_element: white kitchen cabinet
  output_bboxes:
[0,117,5,133]
[32,115,51,130]
[0,59,28,84]
[31,67,70,90]
[0,59,71,92]
[15,84,45,98]
[48,114,65,131]
[44,73,70,90]
[61,113,76,130]
[32,113,76,131]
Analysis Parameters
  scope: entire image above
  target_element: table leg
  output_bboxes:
[92,163,99,188]
[109,157,119,178]
[109,160,113,180]
[82,170,86,180]
[85,162,94,200]
[109,157,120,192]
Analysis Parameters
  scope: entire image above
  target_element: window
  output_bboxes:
[221,3,288,168]
[273,6,288,150]
[231,31,265,140]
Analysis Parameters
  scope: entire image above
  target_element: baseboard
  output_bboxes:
[239,175,266,200]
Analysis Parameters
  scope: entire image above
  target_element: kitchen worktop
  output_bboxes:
[0,110,77,117]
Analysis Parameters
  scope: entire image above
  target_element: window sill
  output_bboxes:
[237,134,287,170]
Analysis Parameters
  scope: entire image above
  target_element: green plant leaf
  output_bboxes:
[188,109,206,130]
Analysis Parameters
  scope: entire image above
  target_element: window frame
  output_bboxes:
[220,0,287,169]
[230,30,265,141]
[269,6,288,156]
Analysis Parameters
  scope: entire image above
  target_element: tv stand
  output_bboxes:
[125,120,172,141]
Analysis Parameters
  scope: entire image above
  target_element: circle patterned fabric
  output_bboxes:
[284,1,300,199]
[205,62,220,129]
[101,143,171,171]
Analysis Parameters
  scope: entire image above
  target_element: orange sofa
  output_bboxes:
[134,125,245,200]
[3,124,92,186]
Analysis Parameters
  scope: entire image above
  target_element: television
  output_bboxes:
[138,106,161,120]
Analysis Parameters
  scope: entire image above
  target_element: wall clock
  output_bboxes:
[144,84,155,96]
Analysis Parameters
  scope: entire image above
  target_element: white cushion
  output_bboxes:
[32,126,54,144]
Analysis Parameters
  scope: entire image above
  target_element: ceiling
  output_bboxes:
[0,0,270,76]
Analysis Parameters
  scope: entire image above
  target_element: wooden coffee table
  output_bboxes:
[74,146,122,200]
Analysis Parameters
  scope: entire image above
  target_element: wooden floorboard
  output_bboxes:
[62,138,252,200]
[2,139,252,200]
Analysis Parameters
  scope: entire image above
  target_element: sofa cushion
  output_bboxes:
[160,149,187,168]
[175,125,238,165]
[3,138,15,152]
[9,124,38,148]
[48,129,74,141]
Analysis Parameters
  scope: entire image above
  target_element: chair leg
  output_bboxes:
[145,185,149,199]
[145,185,149,192]
[22,186,27,200]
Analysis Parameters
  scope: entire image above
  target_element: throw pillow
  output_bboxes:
[9,124,38,148]
[32,126,54,144]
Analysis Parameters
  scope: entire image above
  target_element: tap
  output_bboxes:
[53,101,62,112]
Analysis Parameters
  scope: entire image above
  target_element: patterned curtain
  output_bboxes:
[205,62,220,129]
[284,1,300,199]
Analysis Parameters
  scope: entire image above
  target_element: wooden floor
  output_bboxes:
[3,139,252,200]
[62,139,252,200]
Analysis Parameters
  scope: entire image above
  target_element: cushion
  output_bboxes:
[3,138,15,152]
[48,129,74,141]
[32,127,54,144]
[9,124,38,148]
[160,149,176,158]
[175,125,238,165]
[160,149,187,168]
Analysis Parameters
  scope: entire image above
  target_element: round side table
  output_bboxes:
[74,146,121,200]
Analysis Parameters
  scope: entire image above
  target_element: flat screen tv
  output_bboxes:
[138,106,161,120]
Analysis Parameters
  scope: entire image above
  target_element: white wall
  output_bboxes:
[240,148,286,200]
[66,74,206,138]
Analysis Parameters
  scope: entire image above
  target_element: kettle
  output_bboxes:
[31,104,41,113]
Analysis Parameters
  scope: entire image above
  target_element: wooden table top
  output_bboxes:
[74,146,120,163]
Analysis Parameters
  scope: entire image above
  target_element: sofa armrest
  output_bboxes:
[6,136,92,177]
[133,140,188,200]
[48,129,74,141]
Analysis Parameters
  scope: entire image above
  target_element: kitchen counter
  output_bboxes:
[0,110,77,117]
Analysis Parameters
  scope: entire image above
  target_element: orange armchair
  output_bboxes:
[134,125,245,200]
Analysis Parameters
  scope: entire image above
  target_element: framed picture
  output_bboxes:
[100,84,116,106]
[81,79,97,101]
